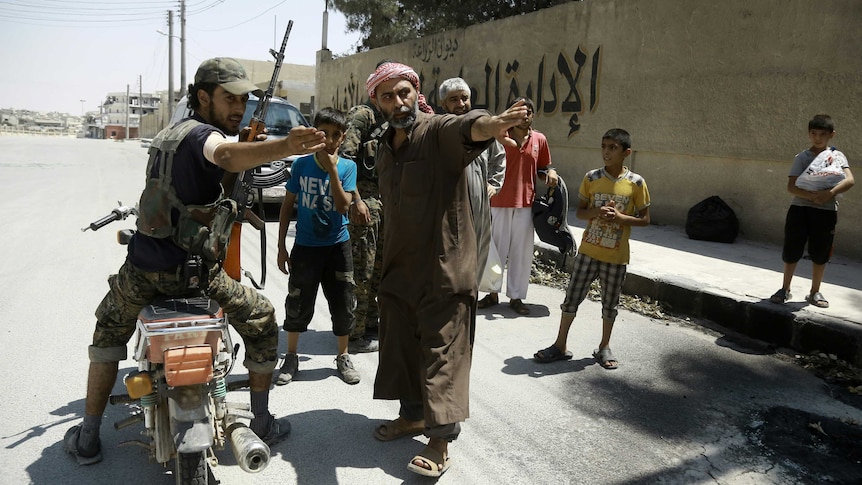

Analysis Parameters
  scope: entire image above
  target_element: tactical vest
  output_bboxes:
[354,103,387,182]
[136,119,237,262]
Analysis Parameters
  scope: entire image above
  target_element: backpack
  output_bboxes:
[685,196,739,243]
[532,175,576,256]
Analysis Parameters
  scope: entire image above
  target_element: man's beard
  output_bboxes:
[387,102,418,129]
[207,104,239,136]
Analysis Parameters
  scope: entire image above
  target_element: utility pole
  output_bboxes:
[139,74,143,137]
[180,0,187,99]
[125,84,130,140]
[322,0,329,50]
[167,10,175,120]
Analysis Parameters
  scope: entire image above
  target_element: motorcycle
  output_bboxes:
[83,203,271,485]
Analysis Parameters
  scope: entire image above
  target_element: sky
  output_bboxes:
[0,0,362,115]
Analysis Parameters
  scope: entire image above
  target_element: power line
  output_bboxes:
[20,0,178,4]
[0,0,175,11]
[0,0,216,24]
[188,0,288,31]
[185,0,225,16]
[1,0,293,29]
[0,13,166,24]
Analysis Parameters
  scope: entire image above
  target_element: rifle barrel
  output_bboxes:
[253,20,293,124]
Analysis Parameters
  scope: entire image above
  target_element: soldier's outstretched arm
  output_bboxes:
[209,126,326,173]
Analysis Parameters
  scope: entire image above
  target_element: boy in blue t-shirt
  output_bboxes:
[275,107,360,385]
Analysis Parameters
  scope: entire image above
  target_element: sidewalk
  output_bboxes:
[536,214,862,366]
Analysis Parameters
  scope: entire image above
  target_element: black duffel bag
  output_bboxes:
[685,195,739,243]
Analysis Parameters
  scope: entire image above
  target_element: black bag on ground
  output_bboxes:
[685,196,739,243]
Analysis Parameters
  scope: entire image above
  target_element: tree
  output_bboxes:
[330,0,579,51]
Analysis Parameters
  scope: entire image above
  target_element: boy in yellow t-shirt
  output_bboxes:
[534,128,650,369]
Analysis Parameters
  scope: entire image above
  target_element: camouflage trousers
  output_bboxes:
[348,196,383,339]
[91,259,278,374]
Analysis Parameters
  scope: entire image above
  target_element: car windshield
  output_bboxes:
[241,100,308,137]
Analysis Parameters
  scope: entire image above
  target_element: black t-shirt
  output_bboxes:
[128,115,226,271]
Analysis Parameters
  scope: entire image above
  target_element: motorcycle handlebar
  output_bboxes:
[82,203,137,232]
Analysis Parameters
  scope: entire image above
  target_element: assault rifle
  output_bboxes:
[222,20,294,288]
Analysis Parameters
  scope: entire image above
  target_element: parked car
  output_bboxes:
[169,93,311,204]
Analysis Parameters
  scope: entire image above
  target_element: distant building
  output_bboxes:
[118,59,315,138]
[0,111,19,126]
[100,91,161,139]
[0,108,80,136]
[34,118,65,131]
[238,60,315,117]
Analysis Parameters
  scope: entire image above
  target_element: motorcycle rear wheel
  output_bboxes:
[176,451,208,485]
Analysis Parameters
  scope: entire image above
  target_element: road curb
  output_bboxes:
[535,244,862,367]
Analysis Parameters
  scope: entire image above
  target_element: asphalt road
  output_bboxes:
[1,136,860,484]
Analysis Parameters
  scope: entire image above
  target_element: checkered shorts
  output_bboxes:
[561,253,627,322]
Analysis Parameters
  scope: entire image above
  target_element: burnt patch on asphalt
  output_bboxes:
[747,406,862,484]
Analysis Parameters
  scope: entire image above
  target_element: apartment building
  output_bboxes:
[100,91,162,139]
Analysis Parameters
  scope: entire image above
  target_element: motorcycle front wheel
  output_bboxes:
[176,451,208,485]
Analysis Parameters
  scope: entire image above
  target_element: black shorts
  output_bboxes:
[781,205,837,265]
[283,241,356,335]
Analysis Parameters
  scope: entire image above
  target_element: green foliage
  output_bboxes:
[330,0,579,51]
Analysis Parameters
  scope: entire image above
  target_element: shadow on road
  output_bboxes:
[258,408,451,484]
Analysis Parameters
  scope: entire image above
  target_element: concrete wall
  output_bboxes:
[316,0,862,260]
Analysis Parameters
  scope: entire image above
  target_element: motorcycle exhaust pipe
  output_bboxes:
[228,423,270,473]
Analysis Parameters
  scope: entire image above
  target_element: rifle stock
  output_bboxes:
[223,20,294,283]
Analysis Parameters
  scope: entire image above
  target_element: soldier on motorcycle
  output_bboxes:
[64,57,325,465]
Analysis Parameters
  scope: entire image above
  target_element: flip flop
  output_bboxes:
[407,446,451,478]
[534,345,573,363]
[373,418,424,442]
[806,292,830,308]
[593,348,619,370]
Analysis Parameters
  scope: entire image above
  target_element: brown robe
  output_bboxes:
[373,110,491,427]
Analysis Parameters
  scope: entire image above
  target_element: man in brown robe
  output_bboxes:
[365,62,529,477]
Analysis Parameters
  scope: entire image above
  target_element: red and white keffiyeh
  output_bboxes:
[365,62,435,114]
[366,62,420,99]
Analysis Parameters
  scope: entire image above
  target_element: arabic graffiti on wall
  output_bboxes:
[412,36,460,62]
[328,44,602,137]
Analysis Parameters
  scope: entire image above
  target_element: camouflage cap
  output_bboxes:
[194,57,264,96]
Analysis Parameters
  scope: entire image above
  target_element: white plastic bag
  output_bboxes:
[479,238,503,293]
[795,149,847,191]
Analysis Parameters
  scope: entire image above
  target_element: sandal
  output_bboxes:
[806,291,829,308]
[373,417,424,442]
[407,445,451,478]
[63,425,103,466]
[769,288,791,304]
[509,299,530,315]
[477,294,498,309]
[534,345,573,363]
[593,348,619,370]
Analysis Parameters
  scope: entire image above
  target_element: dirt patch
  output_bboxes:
[748,406,862,484]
